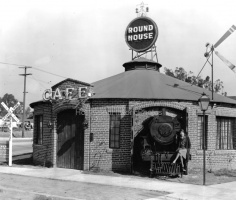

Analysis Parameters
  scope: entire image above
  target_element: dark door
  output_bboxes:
[182,107,188,134]
[57,109,84,170]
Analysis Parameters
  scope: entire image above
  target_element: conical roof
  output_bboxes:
[91,60,236,105]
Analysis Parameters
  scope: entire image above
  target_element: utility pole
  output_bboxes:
[19,66,32,138]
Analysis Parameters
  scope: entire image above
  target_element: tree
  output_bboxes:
[25,107,33,118]
[164,67,225,95]
[0,93,23,117]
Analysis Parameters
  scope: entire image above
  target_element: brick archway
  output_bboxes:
[132,101,187,112]
[53,100,86,114]
[131,101,187,138]
[130,101,188,173]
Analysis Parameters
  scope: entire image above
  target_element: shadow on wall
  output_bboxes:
[89,114,131,172]
[133,117,153,175]
[57,137,75,157]
[89,141,106,171]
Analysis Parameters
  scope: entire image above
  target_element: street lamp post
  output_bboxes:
[198,93,210,185]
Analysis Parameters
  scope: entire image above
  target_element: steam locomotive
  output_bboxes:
[133,115,190,177]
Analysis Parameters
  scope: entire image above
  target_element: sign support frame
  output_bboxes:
[9,116,12,166]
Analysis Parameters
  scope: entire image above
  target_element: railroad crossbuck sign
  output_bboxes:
[1,102,20,123]
[1,101,20,167]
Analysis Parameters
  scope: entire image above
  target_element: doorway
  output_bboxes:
[57,109,84,170]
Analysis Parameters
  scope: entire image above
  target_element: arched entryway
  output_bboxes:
[132,106,187,175]
[57,109,84,170]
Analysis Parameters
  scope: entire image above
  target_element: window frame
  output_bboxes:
[35,115,43,145]
[197,115,208,150]
[109,112,121,149]
[216,117,236,150]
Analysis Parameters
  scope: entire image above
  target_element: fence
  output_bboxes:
[0,140,9,163]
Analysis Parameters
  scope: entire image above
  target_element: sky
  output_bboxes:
[0,0,236,108]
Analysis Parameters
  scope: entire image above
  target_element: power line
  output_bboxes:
[0,61,26,67]
[30,75,52,85]
[32,66,67,79]
[30,76,49,90]
[0,61,68,79]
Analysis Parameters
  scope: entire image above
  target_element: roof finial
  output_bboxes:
[136,2,149,17]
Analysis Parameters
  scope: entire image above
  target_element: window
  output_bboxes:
[197,115,208,149]
[35,115,43,145]
[109,113,121,148]
[216,117,236,150]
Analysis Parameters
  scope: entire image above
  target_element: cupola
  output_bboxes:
[123,57,162,72]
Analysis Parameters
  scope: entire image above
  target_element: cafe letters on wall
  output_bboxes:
[42,87,89,101]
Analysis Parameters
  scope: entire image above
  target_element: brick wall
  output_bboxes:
[129,100,236,171]
[32,102,53,167]
[32,79,92,169]
[87,99,131,172]
[188,103,236,170]
[32,96,236,172]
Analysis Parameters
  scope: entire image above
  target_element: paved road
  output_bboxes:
[12,139,32,156]
[0,173,167,200]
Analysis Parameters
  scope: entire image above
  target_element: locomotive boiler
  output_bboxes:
[133,115,189,177]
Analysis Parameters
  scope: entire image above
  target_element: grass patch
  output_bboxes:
[214,168,236,177]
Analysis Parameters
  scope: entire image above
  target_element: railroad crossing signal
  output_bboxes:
[0,101,20,167]
[1,102,20,123]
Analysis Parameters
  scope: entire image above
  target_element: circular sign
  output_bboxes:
[125,17,158,52]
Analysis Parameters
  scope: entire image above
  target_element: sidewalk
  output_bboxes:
[0,166,235,200]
